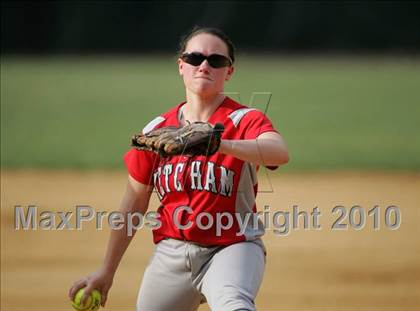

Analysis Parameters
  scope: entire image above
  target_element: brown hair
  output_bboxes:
[178,26,236,63]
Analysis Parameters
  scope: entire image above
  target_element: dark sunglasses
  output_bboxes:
[180,52,232,68]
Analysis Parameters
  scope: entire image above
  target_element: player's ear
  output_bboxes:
[177,58,183,76]
[225,66,234,81]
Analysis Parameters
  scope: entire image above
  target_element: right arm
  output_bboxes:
[68,175,153,307]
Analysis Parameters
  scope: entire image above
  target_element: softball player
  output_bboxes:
[69,26,289,311]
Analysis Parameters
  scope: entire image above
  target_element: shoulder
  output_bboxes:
[141,102,184,134]
[220,97,278,139]
[223,97,268,128]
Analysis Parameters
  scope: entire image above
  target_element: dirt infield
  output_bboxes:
[1,170,419,311]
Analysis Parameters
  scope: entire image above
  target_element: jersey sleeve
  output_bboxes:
[123,148,159,185]
[240,110,280,171]
[124,113,168,185]
[241,110,278,140]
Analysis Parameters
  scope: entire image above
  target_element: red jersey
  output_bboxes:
[124,96,278,246]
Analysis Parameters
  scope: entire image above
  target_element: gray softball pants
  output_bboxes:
[136,238,266,311]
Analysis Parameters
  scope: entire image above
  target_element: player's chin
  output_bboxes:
[194,78,214,87]
[193,83,218,97]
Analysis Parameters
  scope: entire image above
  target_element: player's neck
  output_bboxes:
[183,93,225,123]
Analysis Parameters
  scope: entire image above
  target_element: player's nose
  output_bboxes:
[198,59,211,73]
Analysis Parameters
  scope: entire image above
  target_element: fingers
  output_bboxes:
[81,281,111,306]
[68,278,87,301]
[69,282,109,307]
[69,268,114,307]
[101,291,108,307]
[81,282,95,305]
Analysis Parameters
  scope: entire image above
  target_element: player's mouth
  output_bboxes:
[195,76,213,81]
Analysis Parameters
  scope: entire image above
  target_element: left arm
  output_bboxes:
[218,131,289,167]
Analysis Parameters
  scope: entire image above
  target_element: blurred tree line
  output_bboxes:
[2,1,420,54]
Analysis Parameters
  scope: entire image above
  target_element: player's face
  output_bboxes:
[178,33,234,98]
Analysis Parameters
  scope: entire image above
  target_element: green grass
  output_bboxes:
[1,55,420,171]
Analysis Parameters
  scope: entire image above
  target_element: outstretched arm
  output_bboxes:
[101,175,152,274]
[68,175,153,307]
[219,131,289,167]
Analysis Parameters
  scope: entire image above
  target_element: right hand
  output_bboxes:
[68,267,114,307]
